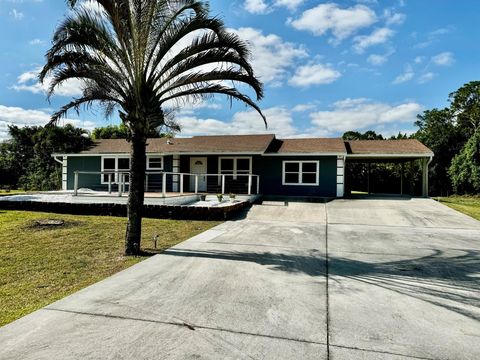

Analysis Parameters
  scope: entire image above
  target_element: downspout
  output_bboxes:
[53,155,63,165]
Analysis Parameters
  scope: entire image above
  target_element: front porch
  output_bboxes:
[73,171,261,198]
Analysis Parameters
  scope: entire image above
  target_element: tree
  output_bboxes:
[449,130,480,194]
[0,125,91,190]
[414,108,466,196]
[342,130,384,140]
[41,0,265,255]
[92,124,169,139]
[449,81,480,137]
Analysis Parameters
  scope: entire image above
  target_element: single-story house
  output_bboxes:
[53,134,434,198]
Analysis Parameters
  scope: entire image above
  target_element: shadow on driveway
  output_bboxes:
[163,247,480,321]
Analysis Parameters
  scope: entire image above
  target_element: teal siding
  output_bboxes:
[67,156,101,190]
[66,154,338,196]
[255,156,337,197]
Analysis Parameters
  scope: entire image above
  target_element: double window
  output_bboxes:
[102,156,130,184]
[282,161,319,186]
[219,157,252,179]
[102,155,164,184]
[147,156,163,170]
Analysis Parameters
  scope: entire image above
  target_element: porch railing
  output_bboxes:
[73,171,260,197]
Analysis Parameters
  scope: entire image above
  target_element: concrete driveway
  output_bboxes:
[0,198,479,359]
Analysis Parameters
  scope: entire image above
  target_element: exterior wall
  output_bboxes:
[255,155,338,197]
[67,156,101,190]
[65,154,339,197]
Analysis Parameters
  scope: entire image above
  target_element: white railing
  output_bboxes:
[73,171,260,197]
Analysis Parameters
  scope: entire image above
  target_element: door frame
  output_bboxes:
[190,157,208,192]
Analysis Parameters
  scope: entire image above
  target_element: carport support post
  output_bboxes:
[74,171,78,196]
[422,158,430,198]
[162,172,167,198]
[400,163,404,196]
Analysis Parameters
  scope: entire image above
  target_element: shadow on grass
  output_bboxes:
[162,247,480,321]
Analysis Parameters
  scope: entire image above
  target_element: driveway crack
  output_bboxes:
[324,200,330,360]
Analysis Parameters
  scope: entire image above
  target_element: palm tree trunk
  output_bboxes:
[125,134,146,256]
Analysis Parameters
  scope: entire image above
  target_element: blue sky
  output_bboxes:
[0,0,478,140]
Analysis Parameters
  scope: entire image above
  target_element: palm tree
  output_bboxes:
[41,0,265,255]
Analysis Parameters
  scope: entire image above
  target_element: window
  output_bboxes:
[147,156,164,170]
[219,157,252,179]
[282,161,319,186]
[101,156,130,184]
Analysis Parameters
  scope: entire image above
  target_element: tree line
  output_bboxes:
[1,81,479,195]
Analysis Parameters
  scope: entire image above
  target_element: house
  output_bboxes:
[52,134,434,198]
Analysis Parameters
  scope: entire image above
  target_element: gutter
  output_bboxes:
[52,155,63,165]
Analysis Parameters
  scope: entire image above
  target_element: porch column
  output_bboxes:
[172,155,180,192]
[422,158,430,198]
[336,156,345,197]
[62,156,68,191]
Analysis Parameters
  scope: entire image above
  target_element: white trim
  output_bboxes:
[346,153,434,158]
[101,155,130,184]
[282,160,320,186]
[146,155,164,170]
[218,156,253,180]
[264,152,347,157]
[53,152,264,157]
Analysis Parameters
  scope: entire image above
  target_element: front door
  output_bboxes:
[190,157,208,192]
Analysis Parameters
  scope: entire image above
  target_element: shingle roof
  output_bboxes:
[274,138,346,154]
[79,134,276,154]
[346,139,433,155]
[70,135,433,157]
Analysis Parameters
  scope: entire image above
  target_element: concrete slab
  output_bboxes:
[0,209,327,360]
[247,201,326,223]
[1,197,479,359]
[327,198,480,229]
[327,199,480,360]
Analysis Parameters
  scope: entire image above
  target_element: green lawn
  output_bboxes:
[0,190,26,196]
[0,210,220,327]
[436,196,480,221]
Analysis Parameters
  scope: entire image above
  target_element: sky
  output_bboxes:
[0,0,478,140]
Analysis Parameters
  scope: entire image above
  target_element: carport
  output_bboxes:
[344,139,434,197]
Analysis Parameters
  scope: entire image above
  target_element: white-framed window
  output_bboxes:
[101,156,130,184]
[282,161,319,186]
[218,157,252,180]
[147,156,164,170]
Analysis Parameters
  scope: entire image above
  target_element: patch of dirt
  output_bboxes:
[26,219,82,230]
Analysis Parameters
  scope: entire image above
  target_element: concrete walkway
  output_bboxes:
[1,198,479,359]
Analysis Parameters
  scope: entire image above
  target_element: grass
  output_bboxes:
[0,190,26,196]
[436,196,480,221]
[0,210,220,327]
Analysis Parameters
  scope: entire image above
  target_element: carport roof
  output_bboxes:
[345,139,433,156]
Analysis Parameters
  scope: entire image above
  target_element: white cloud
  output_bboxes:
[292,103,316,112]
[418,72,436,84]
[308,98,422,135]
[353,27,394,53]
[244,0,270,14]
[384,9,406,26]
[274,0,305,10]
[289,3,377,42]
[432,52,454,66]
[232,27,307,86]
[392,64,414,84]
[414,56,425,64]
[244,0,305,14]
[177,107,299,138]
[0,105,95,141]
[289,63,341,87]
[367,54,388,65]
[9,8,24,20]
[29,39,45,45]
[11,67,84,97]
